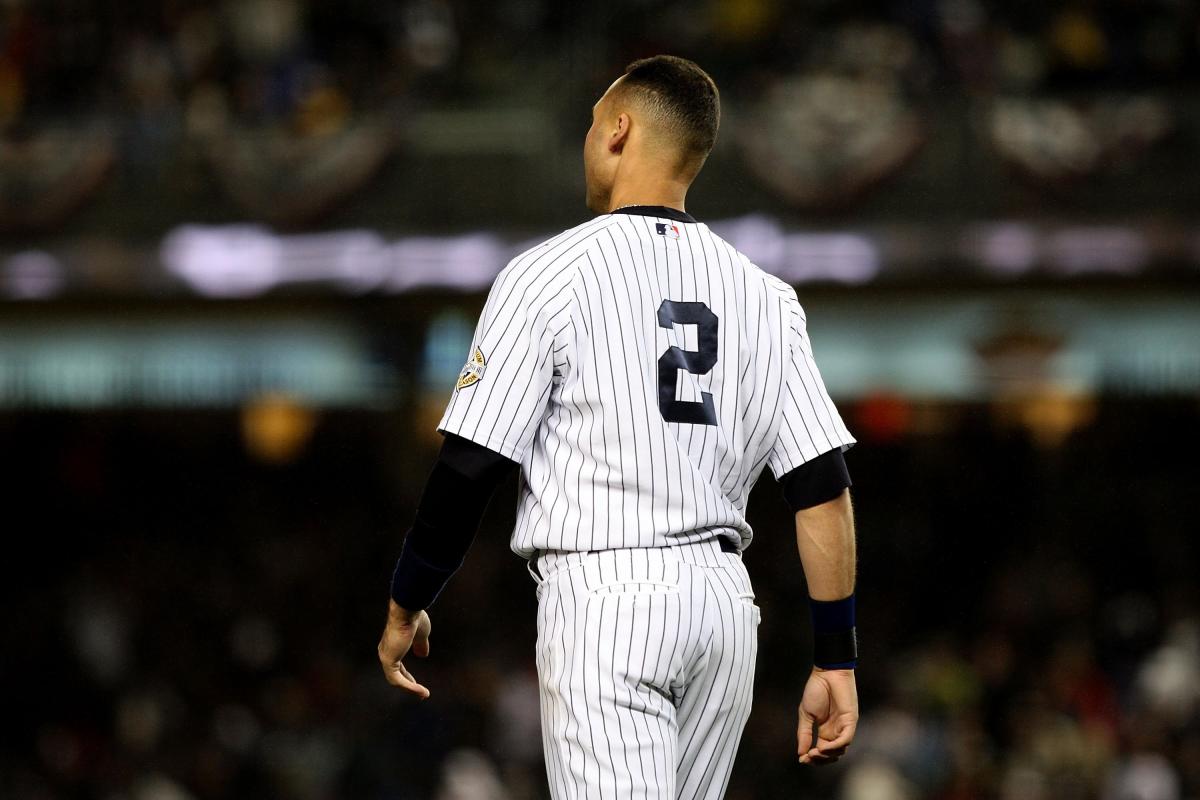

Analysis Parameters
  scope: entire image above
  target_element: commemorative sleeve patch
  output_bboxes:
[455,347,487,390]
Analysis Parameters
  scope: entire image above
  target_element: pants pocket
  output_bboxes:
[735,590,762,625]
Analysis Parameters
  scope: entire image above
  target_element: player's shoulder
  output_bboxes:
[501,215,620,280]
[704,227,800,303]
[759,268,799,304]
[702,228,807,332]
[761,270,806,328]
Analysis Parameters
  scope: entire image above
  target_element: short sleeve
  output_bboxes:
[766,299,856,479]
[437,252,576,462]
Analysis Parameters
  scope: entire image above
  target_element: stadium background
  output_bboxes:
[2,1,1199,798]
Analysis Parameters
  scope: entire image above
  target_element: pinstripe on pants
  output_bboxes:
[532,539,760,800]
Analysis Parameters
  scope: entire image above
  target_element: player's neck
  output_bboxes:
[606,173,690,214]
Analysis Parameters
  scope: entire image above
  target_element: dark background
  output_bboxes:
[2,2,1199,799]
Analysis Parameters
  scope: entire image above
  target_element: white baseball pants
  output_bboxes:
[530,539,760,800]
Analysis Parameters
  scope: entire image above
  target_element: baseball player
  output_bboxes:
[378,55,860,798]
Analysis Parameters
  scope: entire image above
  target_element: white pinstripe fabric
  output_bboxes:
[438,213,855,558]
[532,540,759,800]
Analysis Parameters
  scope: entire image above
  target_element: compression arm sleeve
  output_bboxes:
[389,434,518,610]
[778,448,852,512]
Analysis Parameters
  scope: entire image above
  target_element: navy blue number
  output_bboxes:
[657,300,719,425]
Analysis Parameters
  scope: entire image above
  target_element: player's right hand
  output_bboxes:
[797,667,858,765]
[378,600,432,698]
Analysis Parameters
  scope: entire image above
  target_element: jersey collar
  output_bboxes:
[611,205,697,224]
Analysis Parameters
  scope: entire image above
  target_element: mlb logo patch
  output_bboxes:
[655,222,681,239]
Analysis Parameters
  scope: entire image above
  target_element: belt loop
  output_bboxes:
[526,549,543,585]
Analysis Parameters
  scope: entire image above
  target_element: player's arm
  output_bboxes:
[381,245,568,695]
[778,449,859,765]
[377,433,516,697]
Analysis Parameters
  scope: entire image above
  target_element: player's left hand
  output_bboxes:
[797,667,858,765]
[378,600,432,698]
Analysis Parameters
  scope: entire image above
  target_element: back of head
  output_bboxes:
[618,55,720,170]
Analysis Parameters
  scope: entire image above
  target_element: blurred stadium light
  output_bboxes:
[0,318,395,408]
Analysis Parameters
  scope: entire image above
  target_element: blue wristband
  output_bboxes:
[809,594,857,669]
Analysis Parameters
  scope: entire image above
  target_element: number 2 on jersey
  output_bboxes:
[657,300,719,426]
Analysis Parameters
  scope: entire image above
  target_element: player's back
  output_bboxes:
[438,208,854,557]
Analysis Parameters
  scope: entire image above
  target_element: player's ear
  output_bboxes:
[609,113,631,154]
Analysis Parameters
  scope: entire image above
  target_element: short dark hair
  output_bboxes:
[619,55,720,161]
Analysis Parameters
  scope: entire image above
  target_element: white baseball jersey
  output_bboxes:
[438,207,855,800]
[438,208,855,557]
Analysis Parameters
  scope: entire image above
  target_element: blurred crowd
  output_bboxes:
[3,0,1196,124]
[1,0,1196,229]
[2,395,1197,800]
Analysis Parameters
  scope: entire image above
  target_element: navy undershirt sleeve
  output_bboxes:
[389,435,517,610]
[440,432,517,483]
[778,448,852,512]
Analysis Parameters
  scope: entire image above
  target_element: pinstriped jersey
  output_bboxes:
[438,209,854,558]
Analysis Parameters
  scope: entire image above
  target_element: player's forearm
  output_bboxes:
[795,489,858,669]
[794,489,856,601]
[389,435,516,610]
